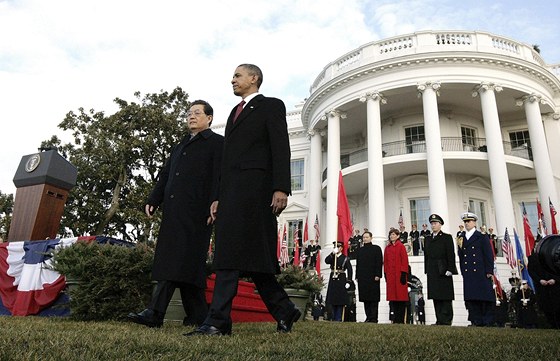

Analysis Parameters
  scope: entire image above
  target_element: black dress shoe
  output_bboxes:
[184,324,231,336]
[127,309,164,328]
[277,308,302,333]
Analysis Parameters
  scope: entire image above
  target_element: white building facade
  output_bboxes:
[281,30,560,325]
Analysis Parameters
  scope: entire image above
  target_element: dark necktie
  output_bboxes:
[233,100,245,123]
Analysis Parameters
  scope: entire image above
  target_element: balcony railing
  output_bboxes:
[321,137,532,181]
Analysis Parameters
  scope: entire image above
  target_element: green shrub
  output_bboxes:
[275,265,324,294]
[51,241,154,321]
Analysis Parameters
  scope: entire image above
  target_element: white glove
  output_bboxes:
[333,247,339,254]
[345,282,350,289]
[445,271,452,277]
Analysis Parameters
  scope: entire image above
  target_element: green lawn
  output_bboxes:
[0,317,557,360]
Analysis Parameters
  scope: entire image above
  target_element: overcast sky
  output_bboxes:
[1,0,559,194]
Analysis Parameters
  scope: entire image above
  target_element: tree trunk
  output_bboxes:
[94,169,127,235]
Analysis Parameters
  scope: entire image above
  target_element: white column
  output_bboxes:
[360,92,387,249]
[473,83,515,238]
[325,110,345,249]
[417,82,449,230]
[307,129,323,241]
[517,94,560,228]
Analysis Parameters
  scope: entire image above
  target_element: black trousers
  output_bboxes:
[390,301,407,323]
[433,299,453,325]
[149,280,207,326]
[465,300,495,326]
[363,301,379,322]
[203,269,296,331]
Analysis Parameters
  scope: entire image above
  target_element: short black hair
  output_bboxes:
[190,99,213,126]
[238,64,263,89]
[362,231,373,238]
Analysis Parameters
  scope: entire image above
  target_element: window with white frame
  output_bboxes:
[461,126,477,149]
[290,159,304,191]
[405,125,425,153]
[468,199,487,228]
[410,198,431,227]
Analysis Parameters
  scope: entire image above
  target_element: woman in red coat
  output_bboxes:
[384,228,409,323]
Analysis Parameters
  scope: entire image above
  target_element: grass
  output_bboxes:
[0,317,558,360]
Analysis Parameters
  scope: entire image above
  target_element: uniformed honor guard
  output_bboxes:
[423,214,458,325]
[325,241,353,321]
[457,212,495,326]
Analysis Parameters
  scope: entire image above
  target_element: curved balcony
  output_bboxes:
[309,30,550,94]
[321,137,532,181]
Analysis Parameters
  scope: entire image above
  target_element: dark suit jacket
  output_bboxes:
[424,231,457,300]
[213,94,291,274]
[457,230,495,302]
[149,129,224,287]
[355,243,383,302]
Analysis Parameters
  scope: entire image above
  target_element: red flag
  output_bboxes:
[277,225,281,260]
[303,216,309,244]
[315,248,321,275]
[536,198,547,236]
[293,225,300,266]
[337,171,352,256]
[550,197,558,234]
[522,202,536,256]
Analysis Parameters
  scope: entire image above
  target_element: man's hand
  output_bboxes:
[145,204,155,218]
[374,276,380,281]
[208,201,219,225]
[270,191,288,216]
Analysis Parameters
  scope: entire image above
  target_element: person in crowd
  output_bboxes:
[494,290,509,327]
[410,224,420,256]
[384,228,409,324]
[355,231,383,322]
[515,280,537,329]
[423,214,457,326]
[311,293,325,321]
[399,225,408,245]
[528,250,560,328]
[349,230,361,260]
[420,223,430,251]
[457,212,495,326]
[307,238,321,269]
[417,292,426,325]
[187,64,299,336]
[487,227,498,255]
[456,224,464,238]
[325,241,353,321]
[128,100,223,328]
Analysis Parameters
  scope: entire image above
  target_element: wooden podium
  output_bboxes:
[8,150,77,242]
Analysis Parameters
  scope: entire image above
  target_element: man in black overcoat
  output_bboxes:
[528,251,560,328]
[423,214,458,325]
[187,64,299,336]
[128,100,223,328]
[355,231,383,322]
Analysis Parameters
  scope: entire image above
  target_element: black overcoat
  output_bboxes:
[423,231,458,300]
[457,230,495,302]
[148,129,223,288]
[355,243,383,302]
[213,95,291,274]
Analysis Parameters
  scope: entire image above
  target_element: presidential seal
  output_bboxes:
[25,153,41,173]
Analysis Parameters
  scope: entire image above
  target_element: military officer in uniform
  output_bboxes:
[457,212,495,326]
[325,241,353,321]
[423,214,458,325]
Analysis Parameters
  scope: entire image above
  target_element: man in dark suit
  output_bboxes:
[187,64,299,336]
[355,231,383,322]
[128,100,223,328]
[423,214,458,325]
[457,212,495,326]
